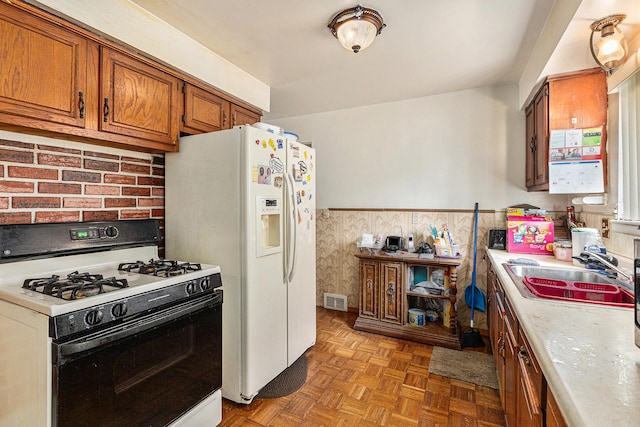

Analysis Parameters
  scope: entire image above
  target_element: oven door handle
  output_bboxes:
[55,293,220,360]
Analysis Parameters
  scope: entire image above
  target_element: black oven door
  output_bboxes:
[52,291,222,427]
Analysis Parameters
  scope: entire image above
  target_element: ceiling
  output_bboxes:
[130,0,640,119]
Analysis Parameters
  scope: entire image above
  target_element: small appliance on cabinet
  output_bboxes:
[165,125,317,403]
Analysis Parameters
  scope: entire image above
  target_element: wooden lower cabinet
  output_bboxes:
[354,252,461,349]
[545,388,568,427]
[503,295,519,427]
[516,329,544,427]
[487,260,567,427]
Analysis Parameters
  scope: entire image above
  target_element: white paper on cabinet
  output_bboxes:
[548,160,604,194]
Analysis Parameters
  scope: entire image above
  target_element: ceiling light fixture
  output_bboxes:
[328,5,385,53]
[590,14,628,74]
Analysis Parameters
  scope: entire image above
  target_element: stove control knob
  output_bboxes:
[111,303,128,318]
[104,226,119,238]
[200,277,211,291]
[85,310,103,326]
[186,281,198,295]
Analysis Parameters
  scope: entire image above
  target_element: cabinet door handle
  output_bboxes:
[498,333,505,359]
[223,110,227,127]
[529,136,536,153]
[232,112,237,126]
[387,281,395,303]
[519,346,531,366]
[78,92,85,119]
[103,98,110,122]
[366,279,372,289]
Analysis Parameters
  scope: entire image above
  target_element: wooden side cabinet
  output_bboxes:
[379,261,404,324]
[359,259,379,320]
[358,259,403,324]
[525,68,607,191]
[354,251,461,349]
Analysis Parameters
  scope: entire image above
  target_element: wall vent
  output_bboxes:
[323,293,348,311]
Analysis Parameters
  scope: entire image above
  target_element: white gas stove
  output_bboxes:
[0,219,223,427]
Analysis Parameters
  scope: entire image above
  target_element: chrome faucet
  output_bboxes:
[575,251,634,284]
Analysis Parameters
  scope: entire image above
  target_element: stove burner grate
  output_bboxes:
[23,271,128,300]
[118,259,202,277]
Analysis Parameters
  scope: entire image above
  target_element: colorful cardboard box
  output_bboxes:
[507,216,555,255]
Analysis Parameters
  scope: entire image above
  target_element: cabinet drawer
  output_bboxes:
[518,328,543,402]
[503,292,518,343]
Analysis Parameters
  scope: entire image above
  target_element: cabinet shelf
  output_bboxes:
[405,291,448,299]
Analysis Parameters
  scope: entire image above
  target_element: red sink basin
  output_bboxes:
[523,276,634,308]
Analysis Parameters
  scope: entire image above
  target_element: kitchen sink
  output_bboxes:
[502,263,634,308]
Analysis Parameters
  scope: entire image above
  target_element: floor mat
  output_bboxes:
[256,354,308,399]
[428,346,499,389]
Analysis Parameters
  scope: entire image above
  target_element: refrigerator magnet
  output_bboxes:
[298,161,307,174]
[293,164,302,181]
[269,157,284,173]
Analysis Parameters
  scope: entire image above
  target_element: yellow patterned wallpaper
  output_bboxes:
[315,208,635,331]
[315,209,503,330]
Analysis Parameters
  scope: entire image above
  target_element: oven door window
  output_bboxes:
[53,300,221,427]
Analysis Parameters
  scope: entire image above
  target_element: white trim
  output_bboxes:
[610,219,640,237]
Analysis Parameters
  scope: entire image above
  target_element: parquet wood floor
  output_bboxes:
[220,307,505,426]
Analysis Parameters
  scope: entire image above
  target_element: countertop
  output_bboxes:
[486,249,640,427]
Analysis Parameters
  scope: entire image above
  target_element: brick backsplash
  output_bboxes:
[0,138,165,225]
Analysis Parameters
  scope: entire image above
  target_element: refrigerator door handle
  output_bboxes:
[282,173,290,283]
[283,172,297,283]
[286,173,298,282]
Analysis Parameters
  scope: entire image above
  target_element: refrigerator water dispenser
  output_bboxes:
[257,196,282,257]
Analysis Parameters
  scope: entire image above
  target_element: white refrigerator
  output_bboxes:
[164,125,316,404]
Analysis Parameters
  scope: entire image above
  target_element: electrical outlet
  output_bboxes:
[412,212,419,224]
[601,218,610,238]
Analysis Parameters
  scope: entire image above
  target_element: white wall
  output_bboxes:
[269,84,568,211]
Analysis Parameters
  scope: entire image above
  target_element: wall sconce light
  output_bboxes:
[328,5,385,53]
[590,14,628,74]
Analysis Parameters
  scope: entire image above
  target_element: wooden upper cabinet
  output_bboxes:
[0,2,87,128]
[100,47,180,148]
[182,83,231,134]
[231,104,260,127]
[0,2,260,152]
[525,68,606,192]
